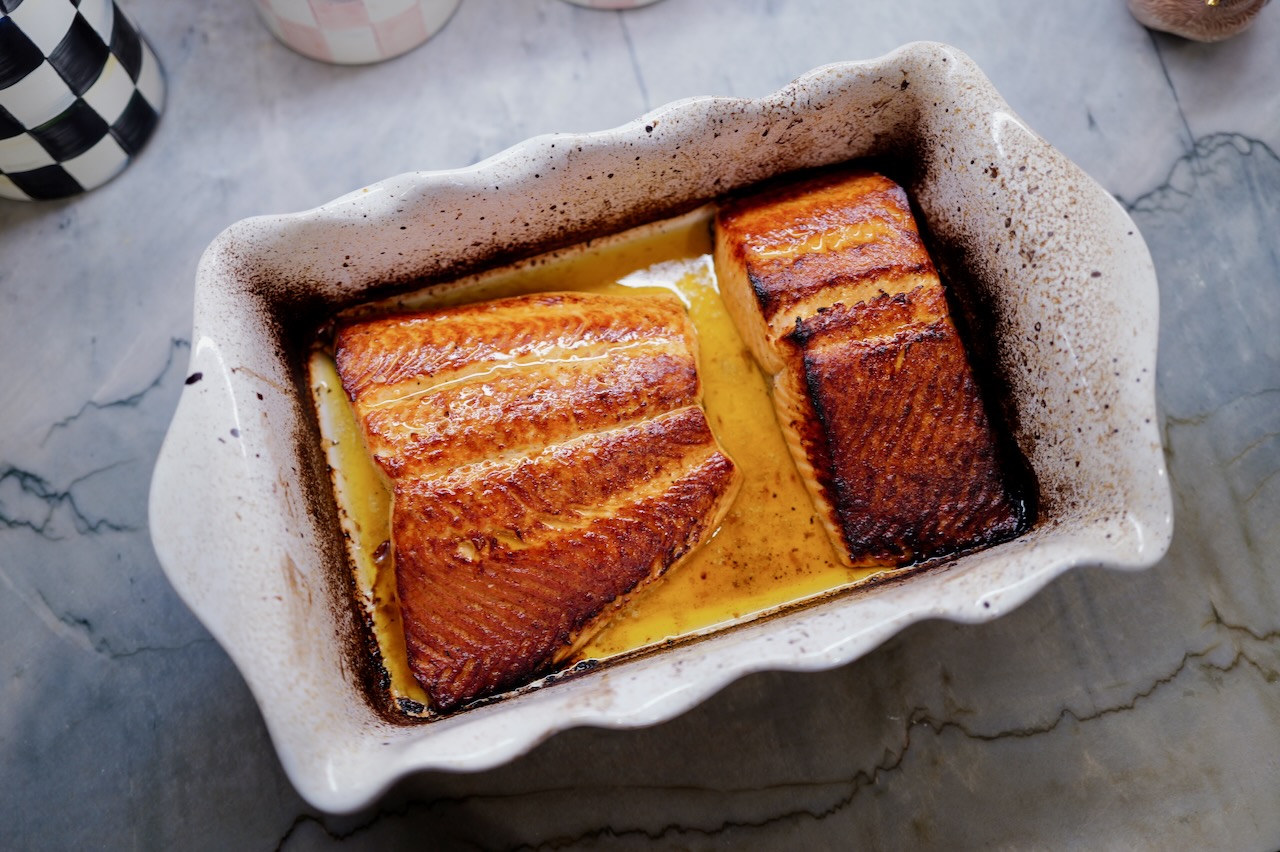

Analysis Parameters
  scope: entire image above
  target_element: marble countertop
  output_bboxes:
[2,0,1277,848]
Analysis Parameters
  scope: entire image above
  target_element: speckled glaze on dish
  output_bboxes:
[149,42,1172,813]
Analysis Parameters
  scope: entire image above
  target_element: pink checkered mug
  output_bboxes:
[253,0,459,64]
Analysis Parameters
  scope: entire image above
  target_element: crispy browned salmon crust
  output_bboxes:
[335,292,740,710]
[715,169,1025,567]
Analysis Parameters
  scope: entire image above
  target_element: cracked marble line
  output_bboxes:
[272,605,1280,849]
[1146,31,1195,156]
[0,337,190,541]
[40,338,190,446]
[1161,386,1280,507]
[1120,131,1279,213]
[1,555,216,660]
[0,461,136,539]
[618,14,651,113]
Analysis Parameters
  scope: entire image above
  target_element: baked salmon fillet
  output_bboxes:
[714,169,1026,567]
[335,291,740,710]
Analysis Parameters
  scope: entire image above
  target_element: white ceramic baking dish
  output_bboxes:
[149,41,1172,812]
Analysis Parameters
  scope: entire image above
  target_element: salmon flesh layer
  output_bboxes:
[335,291,740,711]
[714,170,1025,568]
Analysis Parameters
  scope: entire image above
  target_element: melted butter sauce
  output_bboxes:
[310,359,429,708]
[310,208,887,711]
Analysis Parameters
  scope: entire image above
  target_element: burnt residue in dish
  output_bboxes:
[850,147,1041,536]
[292,330,407,722]
[915,221,1040,530]
[209,266,413,724]
[888,148,1042,531]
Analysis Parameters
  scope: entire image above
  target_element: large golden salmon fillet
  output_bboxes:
[335,291,740,710]
[714,169,1027,568]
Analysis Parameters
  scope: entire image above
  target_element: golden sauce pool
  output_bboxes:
[309,209,887,712]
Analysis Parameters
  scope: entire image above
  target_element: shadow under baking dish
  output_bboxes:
[307,203,1032,719]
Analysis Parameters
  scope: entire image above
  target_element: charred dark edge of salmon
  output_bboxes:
[789,285,936,345]
[793,297,1025,566]
[715,168,904,232]
[754,261,937,334]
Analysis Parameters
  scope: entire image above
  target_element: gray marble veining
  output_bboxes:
[1,0,1277,848]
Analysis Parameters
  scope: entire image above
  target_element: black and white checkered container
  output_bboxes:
[1,0,163,201]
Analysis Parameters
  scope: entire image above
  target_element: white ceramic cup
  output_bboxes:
[253,0,460,64]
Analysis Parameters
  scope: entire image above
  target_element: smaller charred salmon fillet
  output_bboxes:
[335,291,740,711]
[715,169,1026,567]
